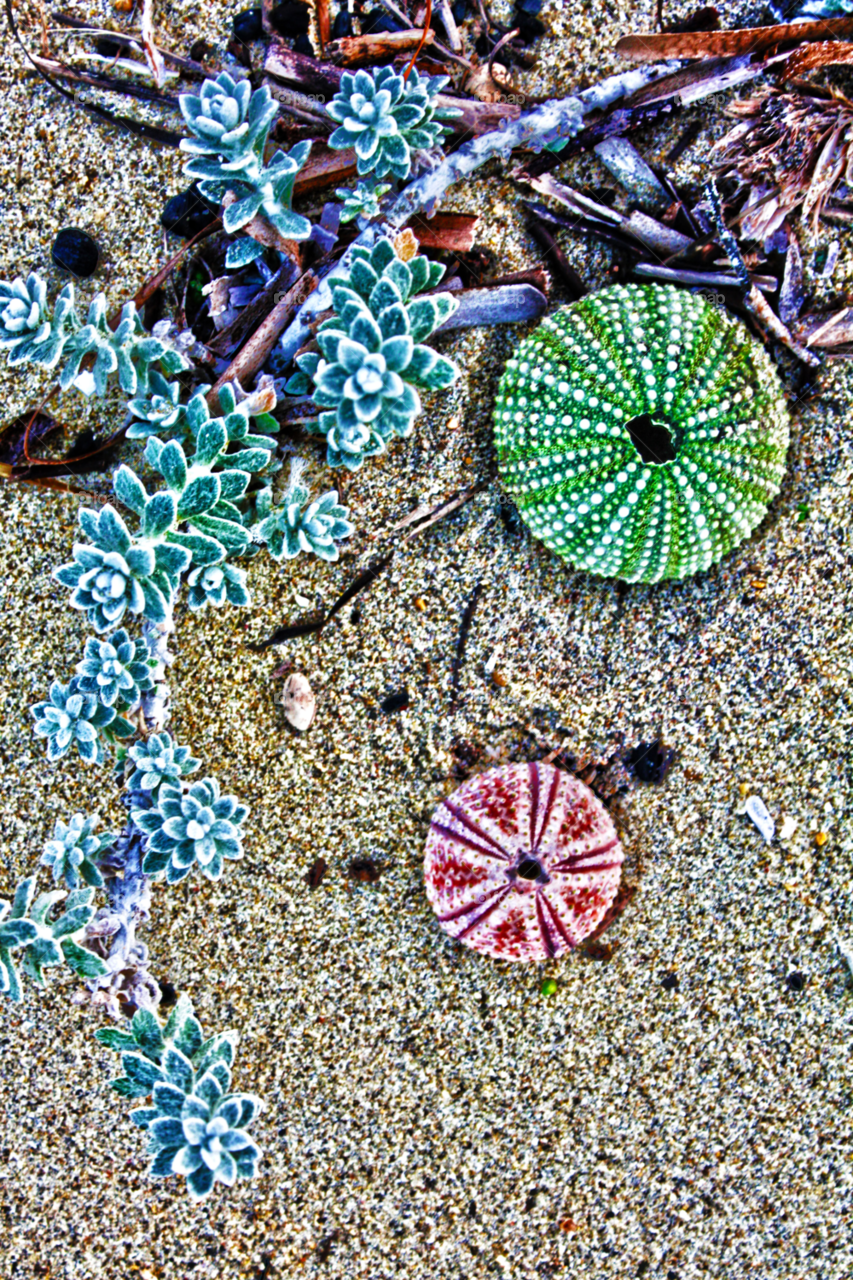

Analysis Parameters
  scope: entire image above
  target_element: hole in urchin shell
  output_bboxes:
[625,413,678,466]
[517,856,544,881]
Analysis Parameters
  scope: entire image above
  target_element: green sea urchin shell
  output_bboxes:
[494,283,790,583]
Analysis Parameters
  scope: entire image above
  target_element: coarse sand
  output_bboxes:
[1,0,852,1276]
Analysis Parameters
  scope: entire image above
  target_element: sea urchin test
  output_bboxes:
[424,762,623,962]
[494,283,790,583]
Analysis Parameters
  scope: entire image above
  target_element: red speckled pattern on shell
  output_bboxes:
[424,762,624,962]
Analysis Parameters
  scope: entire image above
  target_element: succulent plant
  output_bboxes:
[126,372,190,441]
[31,679,130,764]
[0,886,39,1002]
[54,503,191,632]
[335,181,392,223]
[0,877,107,1000]
[493,283,790,582]
[0,274,75,368]
[326,66,459,181]
[186,562,250,609]
[0,274,187,395]
[56,383,280,625]
[124,731,201,797]
[133,778,248,883]
[40,813,116,889]
[75,628,155,709]
[96,997,261,1201]
[254,464,354,561]
[180,73,312,241]
[285,238,458,469]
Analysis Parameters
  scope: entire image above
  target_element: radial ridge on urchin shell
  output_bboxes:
[424,762,624,962]
[493,283,790,583]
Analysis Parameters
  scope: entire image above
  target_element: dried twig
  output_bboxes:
[140,0,166,88]
[208,272,317,408]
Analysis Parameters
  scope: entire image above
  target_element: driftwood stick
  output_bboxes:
[208,272,318,407]
[326,30,436,66]
[50,12,209,76]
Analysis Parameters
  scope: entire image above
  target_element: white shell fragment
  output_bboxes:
[779,815,798,841]
[744,795,775,844]
[282,673,316,732]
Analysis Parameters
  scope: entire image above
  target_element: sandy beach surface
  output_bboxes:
[1,0,851,1275]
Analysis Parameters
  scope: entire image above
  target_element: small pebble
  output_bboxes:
[540,978,557,996]
[779,815,797,840]
[745,795,775,844]
[160,185,218,238]
[515,0,543,12]
[269,1,310,36]
[491,671,508,687]
[413,597,427,612]
[513,8,546,40]
[380,689,410,714]
[293,33,314,53]
[349,858,381,883]
[281,672,316,732]
[232,7,264,40]
[786,971,807,992]
[451,0,467,20]
[51,227,99,278]
[624,740,675,785]
[814,830,828,847]
[331,8,353,37]
[661,972,679,991]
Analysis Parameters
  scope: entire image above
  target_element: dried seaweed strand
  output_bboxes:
[450,582,483,709]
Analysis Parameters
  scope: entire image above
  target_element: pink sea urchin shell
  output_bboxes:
[424,762,624,962]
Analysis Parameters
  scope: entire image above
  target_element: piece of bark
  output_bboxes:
[265,40,343,98]
[783,40,853,78]
[326,30,435,67]
[292,143,358,195]
[435,283,547,331]
[615,15,853,61]
[745,285,820,366]
[432,0,463,52]
[267,81,333,127]
[779,227,804,326]
[523,173,694,256]
[207,271,318,408]
[403,212,478,252]
[481,266,550,292]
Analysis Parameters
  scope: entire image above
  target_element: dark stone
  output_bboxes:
[661,972,679,991]
[451,0,468,19]
[348,857,381,883]
[380,689,410,714]
[360,8,406,32]
[51,227,100,278]
[189,38,214,59]
[269,0,310,36]
[515,0,543,11]
[158,980,179,1008]
[160,184,218,238]
[95,36,123,57]
[624,740,676,785]
[306,856,328,889]
[514,9,547,40]
[332,8,354,36]
[232,7,264,40]
[293,32,315,53]
[786,971,807,992]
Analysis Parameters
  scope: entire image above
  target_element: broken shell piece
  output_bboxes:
[745,794,775,844]
[282,673,316,732]
[779,814,798,840]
